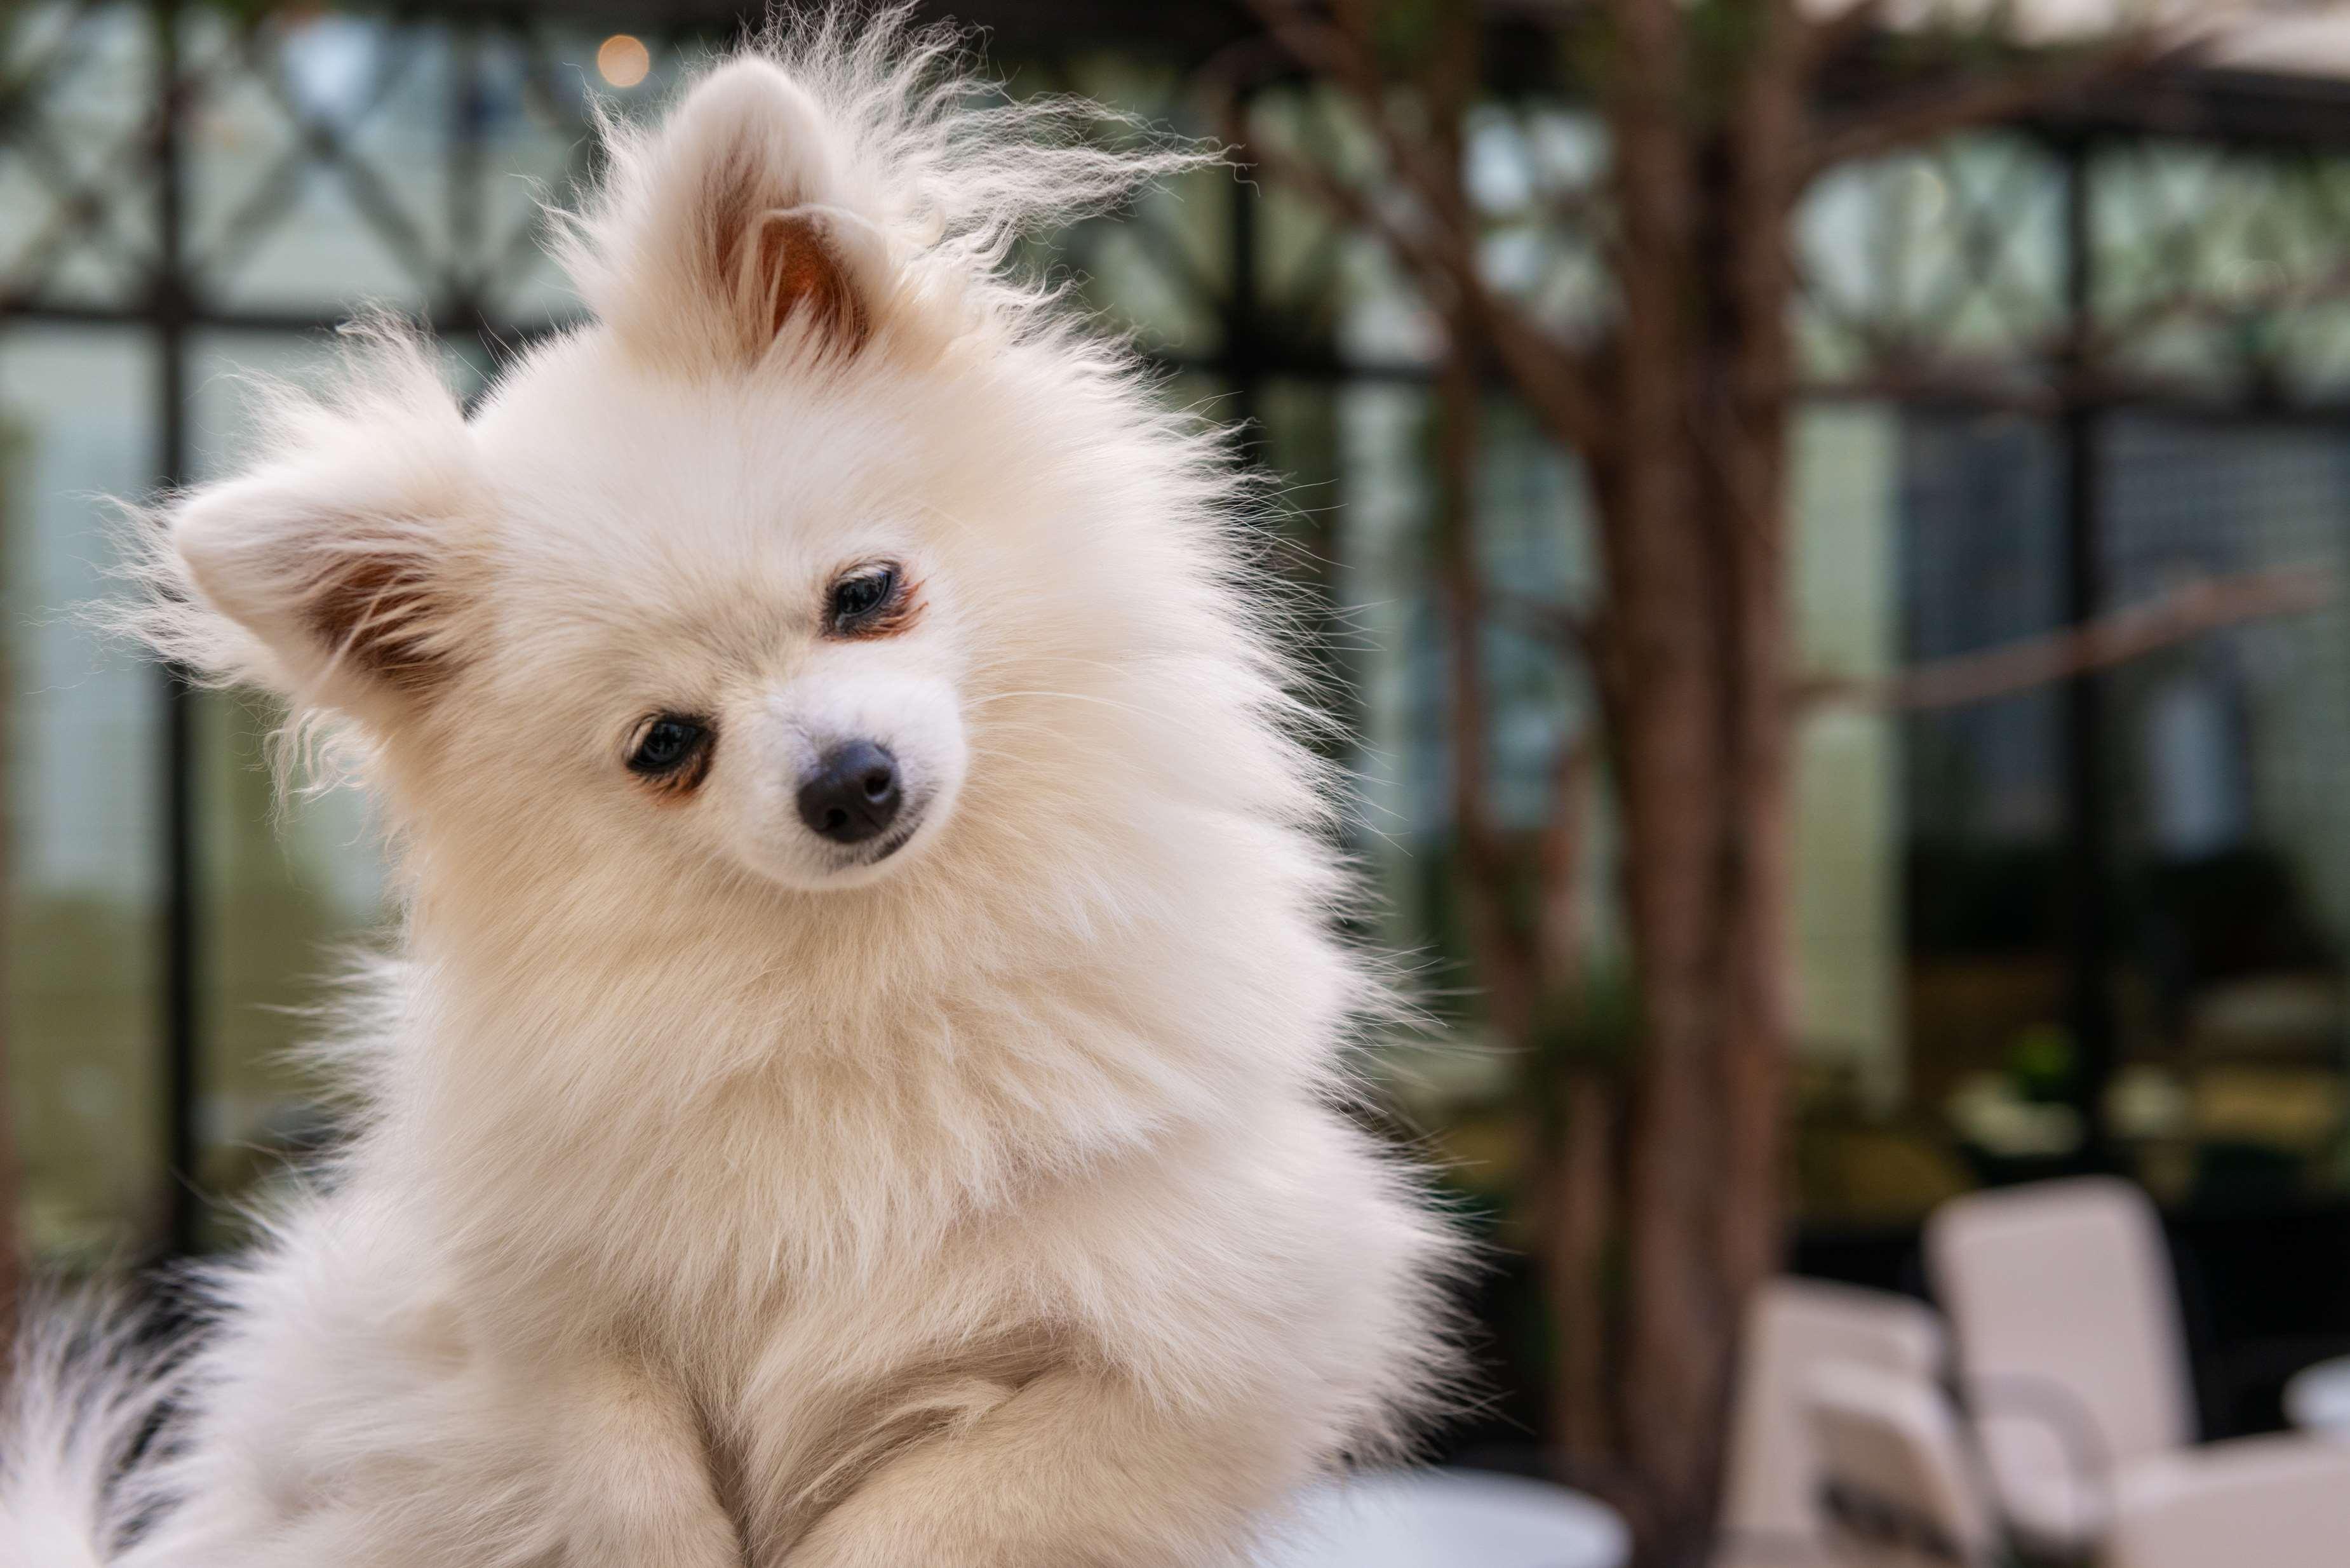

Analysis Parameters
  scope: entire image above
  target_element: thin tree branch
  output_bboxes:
[1242,0,1468,223]
[2086,250,2350,358]
[1803,28,2208,178]
[1801,0,1890,70]
[1794,565,2336,713]
[1230,0,1618,453]
[1214,102,1459,326]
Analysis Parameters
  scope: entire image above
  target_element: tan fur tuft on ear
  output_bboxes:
[304,540,453,693]
[736,209,868,356]
[676,97,882,363]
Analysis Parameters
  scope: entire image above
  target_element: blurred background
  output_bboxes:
[22,1,2350,1564]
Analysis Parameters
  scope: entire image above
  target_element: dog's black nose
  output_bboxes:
[797,740,902,845]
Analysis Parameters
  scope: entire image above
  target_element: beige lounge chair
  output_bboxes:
[1717,1279,1949,1567]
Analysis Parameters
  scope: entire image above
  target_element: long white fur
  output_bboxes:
[3,13,1461,1566]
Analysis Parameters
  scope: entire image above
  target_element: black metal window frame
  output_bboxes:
[13,3,2350,1249]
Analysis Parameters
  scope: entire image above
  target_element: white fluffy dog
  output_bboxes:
[2,17,1458,1567]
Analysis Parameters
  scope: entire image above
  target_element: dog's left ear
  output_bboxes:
[570,58,896,370]
[156,338,492,721]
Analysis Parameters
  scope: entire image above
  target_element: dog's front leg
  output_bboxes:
[535,1356,742,1568]
[776,1367,1300,1568]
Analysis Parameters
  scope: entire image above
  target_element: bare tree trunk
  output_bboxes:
[0,430,18,1354]
[1710,0,1807,1396]
[1541,1061,1618,1474]
[0,429,18,1350]
[1594,483,1738,1559]
[1438,319,1529,1030]
[1597,363,1796,1565]
[1424,2,1537,1054]
[1583,6,1813,1555]
[1595,4,1740,1555]
[1531,735,1615,1474]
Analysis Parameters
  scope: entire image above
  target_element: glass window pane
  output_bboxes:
[0,323,161,1262]
[2099,417,2350,1207]
[1897,412,2074,1186]
[0,6,158,311]
[1793,408,1904,1119]
[196,14,442,314]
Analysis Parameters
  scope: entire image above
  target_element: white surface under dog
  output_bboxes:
[1266,1471,1630,1568]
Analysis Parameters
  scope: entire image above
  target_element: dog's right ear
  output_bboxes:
[565,58,897,371]
[164,345,488,718]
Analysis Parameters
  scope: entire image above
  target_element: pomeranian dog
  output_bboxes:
[1,15,1457,1567]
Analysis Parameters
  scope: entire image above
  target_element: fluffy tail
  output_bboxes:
[0,1292,178,1568]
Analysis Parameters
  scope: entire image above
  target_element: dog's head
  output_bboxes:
[146,46,1295,936]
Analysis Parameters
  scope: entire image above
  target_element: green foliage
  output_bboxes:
[2006,1021,2078,1102]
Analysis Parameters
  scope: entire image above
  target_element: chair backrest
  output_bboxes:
[1926,1177,2192,1483]
[1719,1278,1947,1562]
[2104,1435,2350,1568]
[1804,1361,1999,1568]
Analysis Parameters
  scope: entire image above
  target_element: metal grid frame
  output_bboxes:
[12,1,2350,1246]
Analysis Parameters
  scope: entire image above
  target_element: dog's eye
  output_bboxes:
[824,563,906,637]
[628,714,711,780]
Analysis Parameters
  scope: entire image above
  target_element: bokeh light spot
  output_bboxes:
[597,34,651,90]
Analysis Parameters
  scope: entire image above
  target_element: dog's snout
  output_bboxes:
[796,740,903,845]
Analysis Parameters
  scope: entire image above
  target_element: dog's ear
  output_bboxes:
[571,58,894,369]
[166,345,488,716]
